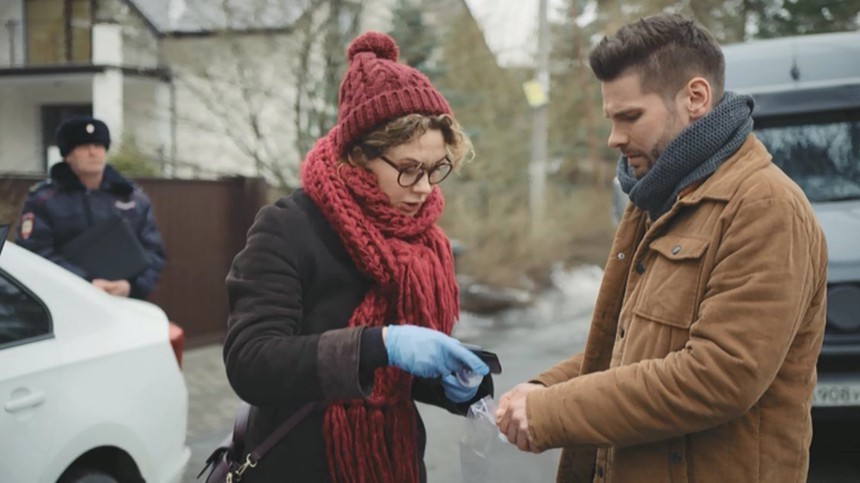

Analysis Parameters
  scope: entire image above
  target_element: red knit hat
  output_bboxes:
[332,31,452,156]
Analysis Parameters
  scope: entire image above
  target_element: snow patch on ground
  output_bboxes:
[455,264,603,343]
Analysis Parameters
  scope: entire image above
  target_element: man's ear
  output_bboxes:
[684,77,712,121]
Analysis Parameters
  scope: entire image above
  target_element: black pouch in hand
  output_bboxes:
[462,343,502,374]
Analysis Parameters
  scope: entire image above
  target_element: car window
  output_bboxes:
[755,109,860,203]
[0,271,52,348]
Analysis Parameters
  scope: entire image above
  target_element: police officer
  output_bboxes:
[15,116,165,300]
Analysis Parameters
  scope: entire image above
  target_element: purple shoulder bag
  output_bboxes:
[197,402,317,483]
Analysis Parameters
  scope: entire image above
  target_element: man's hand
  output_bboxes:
[92,279,131,297]
[496,383,543,453]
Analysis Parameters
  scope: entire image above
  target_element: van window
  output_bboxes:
[755,109,860,203]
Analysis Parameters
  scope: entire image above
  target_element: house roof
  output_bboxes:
[127,0,170,33]
[129,0,307,34]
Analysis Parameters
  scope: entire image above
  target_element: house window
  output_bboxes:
[70,0,92,63]
[26,0,92,64]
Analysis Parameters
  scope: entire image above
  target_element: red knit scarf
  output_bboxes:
[300,130,459,483]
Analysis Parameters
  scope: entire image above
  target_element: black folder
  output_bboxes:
[60,216,150,280]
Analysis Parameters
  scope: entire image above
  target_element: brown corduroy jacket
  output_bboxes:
[527,135,827,483]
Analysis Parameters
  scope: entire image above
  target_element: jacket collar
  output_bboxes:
[618,134,774,234]
[677,134,772,206]
[50,162,134,196]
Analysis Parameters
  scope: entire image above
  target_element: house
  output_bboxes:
[0,0,170,174]
[0,0,522,189]
[0,0,393,180]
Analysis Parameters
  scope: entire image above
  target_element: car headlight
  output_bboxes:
[827,284,860,333]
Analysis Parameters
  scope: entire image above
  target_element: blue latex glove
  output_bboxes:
[385,325,490,379]
[442,372,484,403]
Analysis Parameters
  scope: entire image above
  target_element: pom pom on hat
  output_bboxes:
[333,31,452,156]
[347,31,398,62]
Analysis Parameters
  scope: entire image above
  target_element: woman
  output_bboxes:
[224,31,493,483]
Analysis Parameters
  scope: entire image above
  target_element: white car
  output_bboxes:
[0,236,189,483]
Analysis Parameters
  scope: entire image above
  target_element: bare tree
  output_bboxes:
[163,0,362,191]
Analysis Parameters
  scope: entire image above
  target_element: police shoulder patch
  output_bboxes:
[19,213,35,240]
[28,179,52,193]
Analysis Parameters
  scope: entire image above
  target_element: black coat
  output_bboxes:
[224,190,492,482]
[15,163,165,299]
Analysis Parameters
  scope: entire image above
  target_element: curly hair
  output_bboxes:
[346,113,475,169]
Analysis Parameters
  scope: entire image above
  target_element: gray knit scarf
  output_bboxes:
[616,92,754,221]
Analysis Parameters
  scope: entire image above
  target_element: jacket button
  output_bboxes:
[619,328,626,338]
[596,466,604,477]
[672,245,681,255]
[635,262,645,274]
[670,451,682,464]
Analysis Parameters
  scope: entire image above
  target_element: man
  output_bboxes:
[16,116,165,300]
[496,13,827,483]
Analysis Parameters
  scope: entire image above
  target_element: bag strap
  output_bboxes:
[197,402,319,481]
[232,403,253,451]
[247,402,318,463]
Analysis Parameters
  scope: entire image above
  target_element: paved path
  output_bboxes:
[180,344,239,482]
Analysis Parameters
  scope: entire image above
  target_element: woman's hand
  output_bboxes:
[384,325,489,379]
[441,372,483,403]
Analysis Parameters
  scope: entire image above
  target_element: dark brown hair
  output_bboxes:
[589,13,725,102]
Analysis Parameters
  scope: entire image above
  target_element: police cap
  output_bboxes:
[56,116,111,157]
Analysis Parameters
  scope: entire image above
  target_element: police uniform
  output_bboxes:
[15,117,165,300]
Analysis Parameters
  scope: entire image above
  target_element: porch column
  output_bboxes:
[91,23,124,151]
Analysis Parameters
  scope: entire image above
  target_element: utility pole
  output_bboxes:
[569,0,601,187]
[529,0,550,230]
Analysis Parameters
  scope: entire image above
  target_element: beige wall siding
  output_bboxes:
[161,0,395,182]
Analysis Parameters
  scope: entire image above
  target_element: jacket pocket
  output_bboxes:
[633,235,709,329]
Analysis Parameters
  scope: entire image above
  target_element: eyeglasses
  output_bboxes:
[379,155,453,187]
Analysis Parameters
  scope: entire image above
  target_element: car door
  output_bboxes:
[0,269,60,483]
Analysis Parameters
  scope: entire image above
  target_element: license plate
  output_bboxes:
[812,383,860,407]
